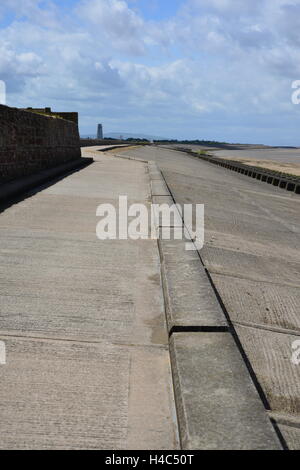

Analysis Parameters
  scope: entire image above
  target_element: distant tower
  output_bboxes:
[97,124,103,139]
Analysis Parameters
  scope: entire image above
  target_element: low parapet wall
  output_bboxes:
[80,139,128,148]
[80,139,149,147]
[0,105,81,183]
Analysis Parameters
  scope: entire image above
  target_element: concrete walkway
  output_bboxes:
[0,145,294,449]
[0,149,178,449]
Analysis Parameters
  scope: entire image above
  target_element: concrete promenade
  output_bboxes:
[0,149,178,449]
[122,145,300,450]
[0,144,295,449]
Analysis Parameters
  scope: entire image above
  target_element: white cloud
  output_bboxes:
[0,0,60,28]
[0,0,299,143]
[77,0,145,54]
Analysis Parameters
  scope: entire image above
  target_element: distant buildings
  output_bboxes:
[97,124,103,139]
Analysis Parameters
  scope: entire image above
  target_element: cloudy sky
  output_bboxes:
[0,0,300,144]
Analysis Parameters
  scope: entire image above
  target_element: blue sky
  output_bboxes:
[0,0,300,144]
[129,0,185,20]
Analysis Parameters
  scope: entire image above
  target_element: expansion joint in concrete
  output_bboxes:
[169,325,229,336]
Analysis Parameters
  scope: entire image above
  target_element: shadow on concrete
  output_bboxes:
[0,158,93,215]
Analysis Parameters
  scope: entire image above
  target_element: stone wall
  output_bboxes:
[23,108,78,125]
[0,105,81,183]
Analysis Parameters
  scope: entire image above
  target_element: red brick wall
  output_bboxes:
[0,105,81,183]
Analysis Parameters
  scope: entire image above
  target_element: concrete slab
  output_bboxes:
[162,258,227,331]
[159,238,200,265]
[151,180,170,196]
[276,424,300,450]
[268,413,300,449]
[157,211,183,229]
[151,198,183,231]
[158,170,271,218]
[0,336,176,450]
[148,168,164,181]
[235,325,300,416]
[205,229,300,263]
[170,332,281,450]
[268,412,300,449]
[211,274,300,333]
[0,239,167,346]
[152,195,174,205]
[44,159,150,200]
[0,196,155,243]
[0,336,129,449]
[201,245,300,287]
[205,211,296,236]
[243,189,300,230]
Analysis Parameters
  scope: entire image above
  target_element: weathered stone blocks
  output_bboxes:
[0,104,81,183]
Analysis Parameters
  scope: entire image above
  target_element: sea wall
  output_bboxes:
[0,105,81,183]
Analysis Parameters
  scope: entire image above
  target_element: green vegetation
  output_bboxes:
[124,137,150,143]
[25,110,63,120]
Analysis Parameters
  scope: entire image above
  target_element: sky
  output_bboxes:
[0,0,300,144]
